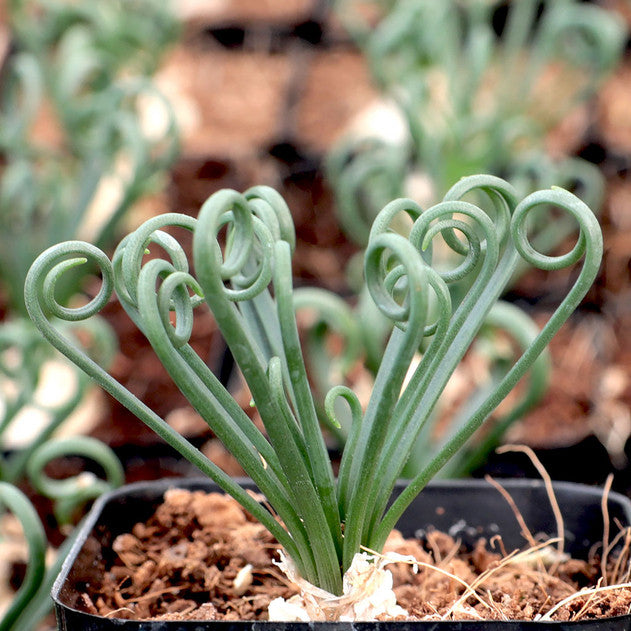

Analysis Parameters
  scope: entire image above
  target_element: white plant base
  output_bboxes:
[268,550,418,622]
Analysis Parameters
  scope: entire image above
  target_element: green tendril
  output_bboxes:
[24,175,603,595]
[0,483,46,631]
[26,436,124,525]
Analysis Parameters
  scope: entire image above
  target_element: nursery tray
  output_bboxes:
[52,478,631,630]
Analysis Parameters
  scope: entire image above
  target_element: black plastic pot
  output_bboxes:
[53,478,631,630]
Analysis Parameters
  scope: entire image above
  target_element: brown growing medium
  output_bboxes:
[603,0,631,29]
[86,489,296,621]
[179,0,315,29]
[87,488,631,623]
[294,51,379,153]
[597,62,631,156]
[156,46,292,159]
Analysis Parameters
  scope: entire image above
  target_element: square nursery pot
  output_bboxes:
[53,478,631,631]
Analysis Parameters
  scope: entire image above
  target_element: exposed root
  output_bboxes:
[484,474,538,548]
[601,473,614,584]
[496,444,565,560]
[268,549,411,621]
[540,581,631,621]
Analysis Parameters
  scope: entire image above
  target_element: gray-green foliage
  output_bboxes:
[0,7,176,624]
[0,0,180,313]
[329,0,624,246]
[0,0,179,483]
[0,437,123,631]
[26,174,602,594]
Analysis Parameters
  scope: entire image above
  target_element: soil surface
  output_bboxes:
[156,45,293,159]
[293,50,378,153]
[86,488,631,622]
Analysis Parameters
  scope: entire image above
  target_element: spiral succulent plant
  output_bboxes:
[25,175,602,594]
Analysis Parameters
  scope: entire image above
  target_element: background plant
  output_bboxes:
[328,0,623,247]
[293,288,551,478]
[25,174,602,595]
[0,436,123,631]
[0,317,116,483]
[1,0,180,312]
[0,5,177,623]
[0,0,179,483]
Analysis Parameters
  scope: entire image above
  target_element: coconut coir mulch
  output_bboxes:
[84,488,631,623]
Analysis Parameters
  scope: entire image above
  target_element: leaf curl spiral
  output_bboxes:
[26,436,124,525]
[23,176,603,596]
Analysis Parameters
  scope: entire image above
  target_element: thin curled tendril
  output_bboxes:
[371,184,603,550]
[368,197,423,241]
[512,188,589,270]
[359,229,433,362]
[441,174,517,254]
[409,200,496,284]
[224,216,275,302]
[507,155,605,283]
[157,271,204,348]
[130,257,201,349]
[26,436,124,525]
[366,206,454,339]
[366,197,425,320]
[364,234,427,324]
[193,189,283,303]
[115,213,196,306]
[0,483,46,631]
[245,185,296,250]
[29,241,114,322]
[325,386,363,435]
[201,189,256,278]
